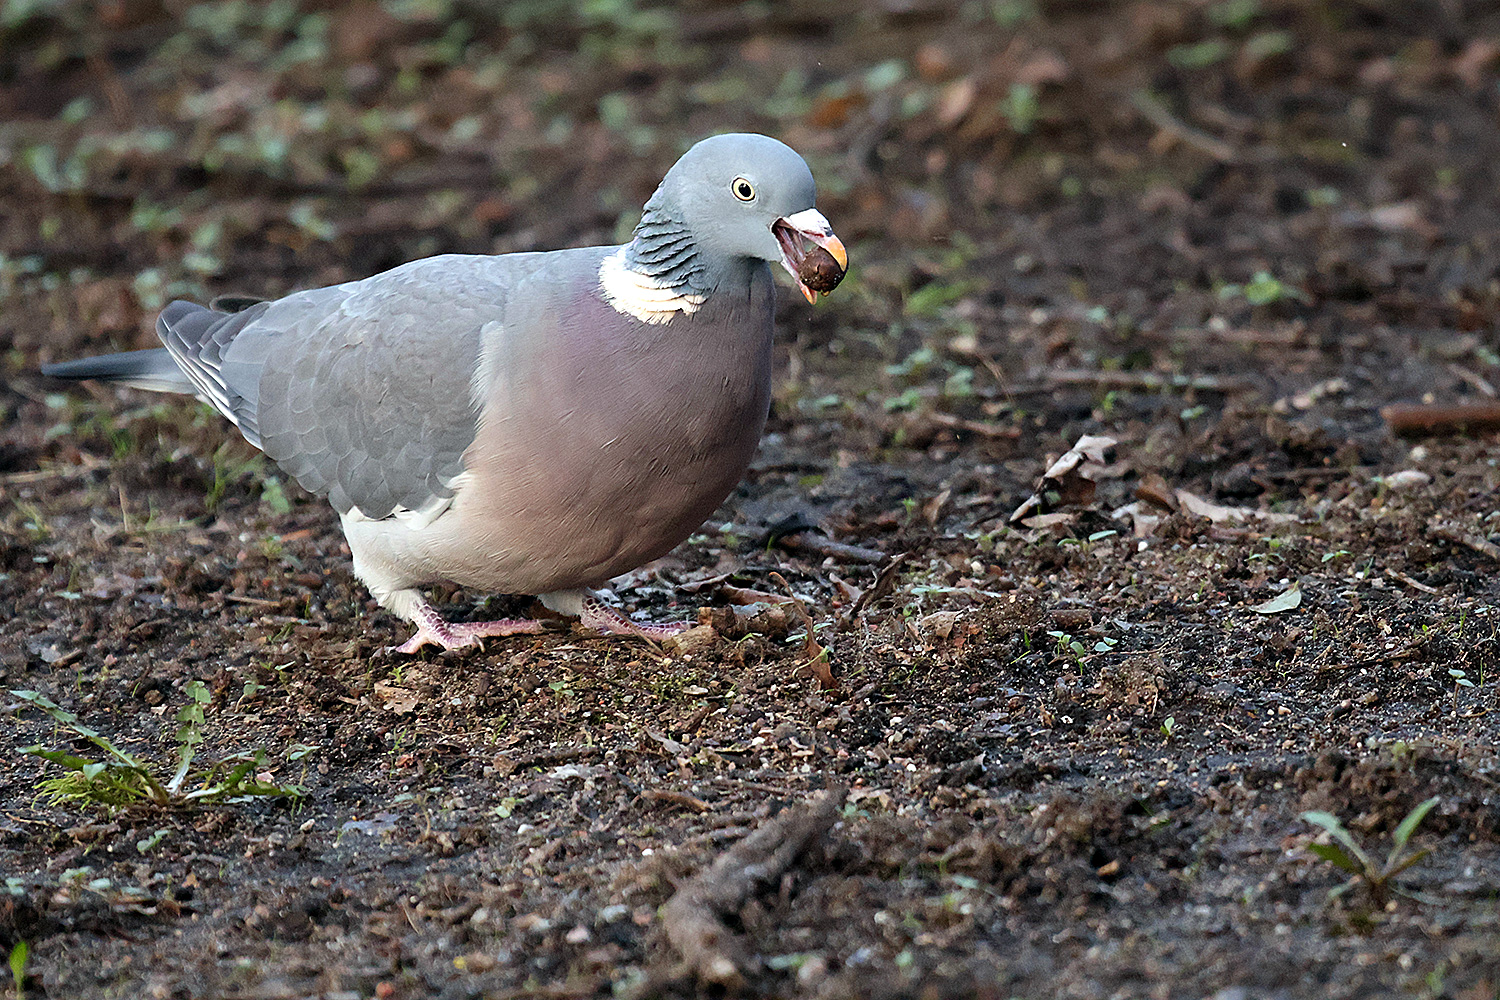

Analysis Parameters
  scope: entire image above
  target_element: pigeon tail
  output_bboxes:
[41,348,195,394]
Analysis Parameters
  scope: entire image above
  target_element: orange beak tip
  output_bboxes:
[823,234,848,271]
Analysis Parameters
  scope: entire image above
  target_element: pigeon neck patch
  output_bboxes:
[598,200,716,325]
[597,246,708,325]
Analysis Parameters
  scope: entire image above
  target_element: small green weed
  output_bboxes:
[1046,629,1087,666]
[999,82,1039,134]
[1300,796,1440,906]
[1219,270,1307,307]
[1448,668,1477,717]
[8,940,26,1000]
[13,687,304,811]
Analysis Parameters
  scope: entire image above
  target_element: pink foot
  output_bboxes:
[578,593,692,641]
[394,600,547,654]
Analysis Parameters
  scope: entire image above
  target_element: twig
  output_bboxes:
[224,593,282,607]
[494,746,601,776]
[1447,363,1497,398]
[1128,90,1239,163]
[1382,401,1500,437]
[1044,368,1249,393]
[845,552,910,622]
[1387,570,1441,595]
[660,788,847,990]
[1431,524,1500,562]
[925,411,1021,439]
[776,531,888,565]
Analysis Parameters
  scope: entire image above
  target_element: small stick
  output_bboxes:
[1387,570,1441,595]
[1432,525,1500,562]
[776,531,888,565]
[1382,401,1500,437]
[925,411,1022,439]
[1045,368,1249,392]
[1128,90,1239,163]
[845,552,909,621]
[660,788,847,990]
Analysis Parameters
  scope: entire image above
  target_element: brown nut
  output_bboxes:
[797,245,846,294]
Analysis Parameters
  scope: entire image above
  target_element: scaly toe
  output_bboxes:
[578,595,692,641]
[393,625,477,655]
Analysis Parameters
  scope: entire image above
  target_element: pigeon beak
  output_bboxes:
[773,208,848,304]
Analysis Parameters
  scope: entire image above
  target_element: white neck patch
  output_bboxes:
[598,247,706,325]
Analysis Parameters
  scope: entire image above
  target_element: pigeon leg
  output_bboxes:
[395,599,546,654]
[576,591,693,641]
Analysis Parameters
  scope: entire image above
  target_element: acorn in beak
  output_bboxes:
[773,208,848,304]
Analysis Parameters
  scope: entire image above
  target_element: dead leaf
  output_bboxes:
[915,610,961,645]
[372,682,419,715]
[1135,473,1178,512]
[1112,501,1162,538]
[1249,587,1302,615]
[770,571,837,691]
[921,489,951,526]
[1175,489,1299,524]
[804,648,836,690]
[1043,434,1116,479]
[647,730,687,756]
[1014,49,1070,87]
[937,77,977,124]
[1018,511,1078,530]
[1010,435,1117,523]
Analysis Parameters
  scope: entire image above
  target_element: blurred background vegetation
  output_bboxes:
[2,0,1497,420]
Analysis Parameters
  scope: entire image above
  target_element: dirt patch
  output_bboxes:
[3,2,1499,998]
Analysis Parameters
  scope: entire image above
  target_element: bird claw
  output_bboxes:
[393,610,546,655]
[391,628,475,655]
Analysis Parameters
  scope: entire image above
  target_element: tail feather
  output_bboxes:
[40,348,195,394]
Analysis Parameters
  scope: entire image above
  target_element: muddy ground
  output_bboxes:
[3,1,1500,997]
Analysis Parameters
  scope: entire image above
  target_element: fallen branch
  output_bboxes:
[1382,401,1500,437]
[660,788,847,990]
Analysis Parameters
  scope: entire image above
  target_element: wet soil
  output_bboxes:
[2,2,1499,998]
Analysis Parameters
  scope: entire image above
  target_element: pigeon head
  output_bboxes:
[634,133,847,303]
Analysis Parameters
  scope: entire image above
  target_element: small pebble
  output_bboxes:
[1384,469,1431,491]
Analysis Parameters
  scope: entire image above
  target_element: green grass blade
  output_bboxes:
[9,938,27,998]
[1306,842,1364,875]
[1392,796,1439,851]
[21,746,98,771]
[1300,811,1372,870]
[1386,847,1432,879]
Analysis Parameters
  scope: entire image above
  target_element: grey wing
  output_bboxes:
[162,255,509,520]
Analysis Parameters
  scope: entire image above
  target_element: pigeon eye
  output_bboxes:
[731,177,756,201]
